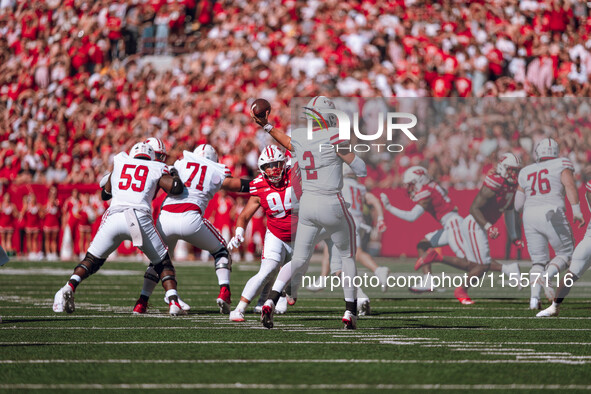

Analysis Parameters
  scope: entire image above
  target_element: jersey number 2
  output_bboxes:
[302,151,318,180]
[119,164,148,192]
[527,169,551,196]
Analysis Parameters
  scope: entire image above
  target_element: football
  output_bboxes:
[251,98,271,118]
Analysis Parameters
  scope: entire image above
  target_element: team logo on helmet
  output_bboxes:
[402,166,430,198]
[258,145,286,185]
[145,137,167,163]
[496,152,521,184]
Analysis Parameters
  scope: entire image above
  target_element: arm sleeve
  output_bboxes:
[514,189,525,213]
[384,203,425,222]
[347,155,367,178]
[504,209,518,240]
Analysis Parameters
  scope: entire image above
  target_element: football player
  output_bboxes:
[515,138,584,310]
[132,144,252,315]
[415,153,523,304]
[252,96,367,329]
[227,145,293,322]
[537,180,591,317]
[342,166,389,290]
[53,142,186,315]
[380,165,466,292]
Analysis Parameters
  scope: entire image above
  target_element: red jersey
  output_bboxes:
[412,181,456,223]
[44,199,60,229]
[480,173,517,224]
[0,203,15,228]
[249,167,293,242]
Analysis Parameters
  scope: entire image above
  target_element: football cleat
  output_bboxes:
[133,298,148,314]
[536,303,559,317]
[415,248,442,271]
[357,298,371,316]
[253,304,263,314]
[229,309,245,322]
[62,285,75,314]
[261,300,275,329]
[529,298,542,310]
[169,300,187,316]
[164,295,191,311]
[409,274,434,293]
[454,287,474,305]
[374,266,390,292]
[342,310,357,330]
[216,287,231,314]
[275,296,288,315]
[286,295,297,306]
[52,285,67,313]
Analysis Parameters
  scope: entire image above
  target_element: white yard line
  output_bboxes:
[0,383,590,390]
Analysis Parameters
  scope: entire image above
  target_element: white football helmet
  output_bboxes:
[145,137,167,162]
[496,152,522,184]
[194,144,219,163]
[129,142,155,161]
[402,166,430,197]
[258,145,286,184]
[534,138,559,162]
[303,96,338,128]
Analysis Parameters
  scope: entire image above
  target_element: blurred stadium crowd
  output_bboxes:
[1,0,591,257]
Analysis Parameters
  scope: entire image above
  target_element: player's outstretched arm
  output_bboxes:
[561,168,585,228]
[470,185,499,238]
[380,193,425,222]
[365,192,386,232]
[338,152,367,178]
[228,196,261,250]
[250,108,293,152]
[222,177,252,193]
[100,173,112,201]
[158,170,184,195]
[514,186,525,213]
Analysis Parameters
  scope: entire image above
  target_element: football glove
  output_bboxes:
[228,227,245,250]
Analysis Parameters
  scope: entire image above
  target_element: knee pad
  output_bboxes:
[417,241,432,251]
[530,263,545,275]
[213,247,231,271]
[153,253,175,275]
[76,253,106,276]
[144,264,160,283]
[161,274,177,285]
[548,255,569,272]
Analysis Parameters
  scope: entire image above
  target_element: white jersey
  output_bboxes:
[342,177,366,221]
[291,126,346,196]
[518,157,574,211]
[109,152,169,214]
[162,150,231,213]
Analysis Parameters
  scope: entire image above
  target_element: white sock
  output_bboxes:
[272,262,292,293]
[69,274,81,283]
[341,257,357,301]
[141,267,159,298]
[165,289,177,301]
[241,259,279,301]
[236,300,248,312]
[216,268,230,286]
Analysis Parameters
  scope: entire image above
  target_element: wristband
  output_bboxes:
[484,223,492,231]
[572,203,582,217]
[263,124,274,133]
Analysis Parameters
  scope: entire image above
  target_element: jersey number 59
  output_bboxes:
[119,164,148,192]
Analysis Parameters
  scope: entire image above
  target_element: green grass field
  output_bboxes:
[1,258,591,392]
